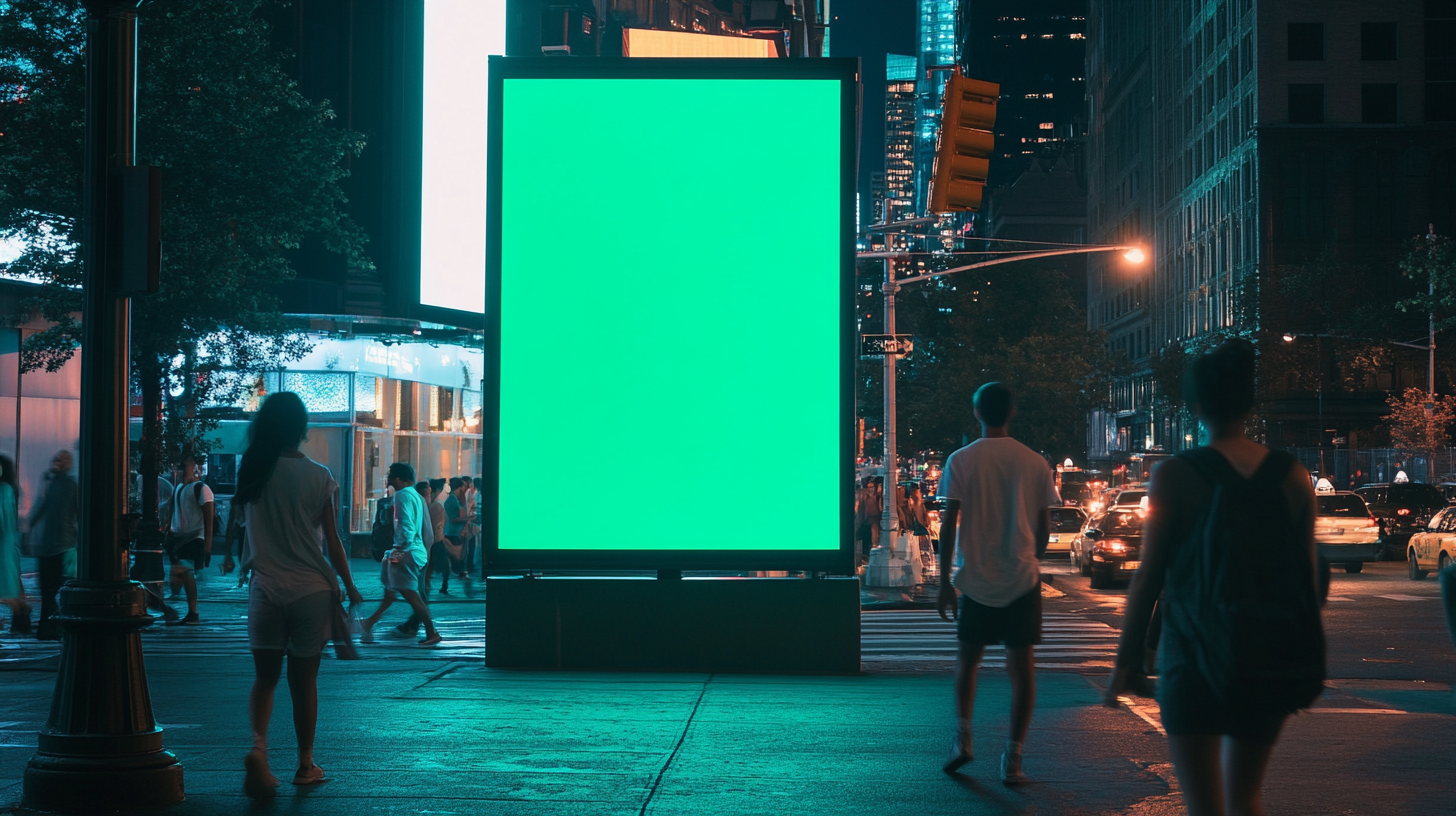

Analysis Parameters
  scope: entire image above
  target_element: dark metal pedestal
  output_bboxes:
[23,583,183,812]
[486,577,861,673]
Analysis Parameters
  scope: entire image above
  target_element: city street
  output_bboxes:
[1,559,1451,815]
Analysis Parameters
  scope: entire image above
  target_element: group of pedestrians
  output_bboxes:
[0,448,80,643]
[936,342,1328,816]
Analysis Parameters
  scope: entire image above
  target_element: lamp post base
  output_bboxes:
[21,582,184,813]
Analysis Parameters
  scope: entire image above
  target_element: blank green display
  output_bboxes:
[498,78,843,550]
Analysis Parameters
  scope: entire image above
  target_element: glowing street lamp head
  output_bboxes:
[1123,247,1146,264]
[1282,332,1297,343]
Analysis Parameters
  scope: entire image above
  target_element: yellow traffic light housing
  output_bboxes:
[928,71,998,213]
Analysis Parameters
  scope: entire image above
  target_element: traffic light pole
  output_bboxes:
[23,2,184,811]
[861,241,1145,588]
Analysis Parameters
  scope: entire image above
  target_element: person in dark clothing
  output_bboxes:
[28,450,78,641]
[1105,340,1323,816]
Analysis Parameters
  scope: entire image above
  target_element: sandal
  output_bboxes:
[243,749,280,799]
[292,764,329,785]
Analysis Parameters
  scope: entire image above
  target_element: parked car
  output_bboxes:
[1070,508,1143,589]
[1437,482,1456,504]
[1354,482,1448,559]
[1405,506,1456,580]
[1314,492,1382,573]
[1045,507,1087,555]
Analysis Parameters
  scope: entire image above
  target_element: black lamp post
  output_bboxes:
[21,1,184,811]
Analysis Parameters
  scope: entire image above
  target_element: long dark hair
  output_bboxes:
[0,454,17,496]
[233,392,309,506]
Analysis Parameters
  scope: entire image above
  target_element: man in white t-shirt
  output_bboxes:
[936,382,1058,785]
[164,455,215,626]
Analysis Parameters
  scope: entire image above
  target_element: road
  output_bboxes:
[0,558,1452,814]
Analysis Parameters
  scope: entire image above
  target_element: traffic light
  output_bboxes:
[928,71,999,213]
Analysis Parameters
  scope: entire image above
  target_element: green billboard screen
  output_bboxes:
[485,58,857,571]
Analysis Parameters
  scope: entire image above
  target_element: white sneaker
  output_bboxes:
[359,620,374,644]
[1000,751,1028,786]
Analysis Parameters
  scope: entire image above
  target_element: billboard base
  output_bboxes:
[485,576,860,673]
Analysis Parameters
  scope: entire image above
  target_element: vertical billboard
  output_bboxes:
[485,58,858,571]
[419,0,506,316]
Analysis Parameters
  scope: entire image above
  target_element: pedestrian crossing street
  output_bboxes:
[861,610,1121,670]
[0,609,487,665]
[6,607,1120,671]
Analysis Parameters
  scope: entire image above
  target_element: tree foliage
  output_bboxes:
[0,0,369,467]
[1384,387,1456,453]
[889,259,1126,462]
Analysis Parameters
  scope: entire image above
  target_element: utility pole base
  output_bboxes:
[864,534,922,587]
[22,582,184,813]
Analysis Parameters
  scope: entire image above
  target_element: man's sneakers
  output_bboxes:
[1000,744,1028,786]
[166,612,200,627]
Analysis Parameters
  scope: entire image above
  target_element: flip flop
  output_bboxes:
[243,749,279,799]
[292,764,329,786]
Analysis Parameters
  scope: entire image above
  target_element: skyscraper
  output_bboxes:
[1085,0,1456,461]
[885,53,920,234]
[958,1,1088,189]
[914,0,959,214]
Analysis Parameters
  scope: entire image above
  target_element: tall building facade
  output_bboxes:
[958,1,1089,189]
[1086,0,1456,462]
[885,53,921,232]
[914,0,960,214]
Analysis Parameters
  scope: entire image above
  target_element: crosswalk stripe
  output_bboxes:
[860,609,1120,669]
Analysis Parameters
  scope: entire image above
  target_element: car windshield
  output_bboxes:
[1049,509,1085,530]
[1388,484,1446,508]
[1098,511,1143,535]
[1317,495,1368,516]
[1113,491,1145,505]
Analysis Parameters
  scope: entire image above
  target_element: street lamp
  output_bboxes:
[861,236,1146,587]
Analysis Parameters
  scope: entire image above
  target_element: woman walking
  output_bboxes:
[0,455,30,636]
[1105,340,1325,816]
[234,392,364,798]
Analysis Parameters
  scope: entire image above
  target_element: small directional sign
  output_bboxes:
[861,334,914,357]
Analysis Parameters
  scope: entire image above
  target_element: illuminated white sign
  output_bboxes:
[419,0,505,315]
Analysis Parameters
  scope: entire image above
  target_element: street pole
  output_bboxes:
[23,2,184,812]
[1430,224,1438,400]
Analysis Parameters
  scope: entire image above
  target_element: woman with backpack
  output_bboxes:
[234,392,364,798]
[1105,339,1326,816]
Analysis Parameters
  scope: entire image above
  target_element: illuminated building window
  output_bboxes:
[281,373,350,414]
[355,375,378,416]
[1070,33,1085,39]
[1039,122,1054,129]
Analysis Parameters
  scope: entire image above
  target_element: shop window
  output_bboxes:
[462,389,482,432]
[281,372,349,415]
[396,381,415,430]
[354,375,378,418]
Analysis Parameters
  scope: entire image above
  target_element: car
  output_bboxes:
[1314,491,1382,573]
[1110,489,1147,508]
[1438,482,1456,504]
[1070,507,1143,589]
[1405,506,1456,580]
[1045,506,1087,555]
[1354,482,1448,560]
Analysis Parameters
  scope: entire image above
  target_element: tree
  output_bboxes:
[0,0,368,518]
[1384,388,1456,471]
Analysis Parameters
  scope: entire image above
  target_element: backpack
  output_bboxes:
[1167,448,1325,710]
[164,481,209,548]
[370,495,394,562]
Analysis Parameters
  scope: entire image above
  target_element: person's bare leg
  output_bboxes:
[362,592,395,628]
[179,566,198,616]
[400,589,438,639]
[954,643,985,752]
[1005,645,1036,745]
[285,654,323,772]
[1222,731,1282,816]
[1167,734,1224,816]
[247,650,285,793]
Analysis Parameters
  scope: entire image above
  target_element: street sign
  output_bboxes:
[861,334,914,356]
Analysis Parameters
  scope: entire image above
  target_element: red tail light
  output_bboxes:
[1397,508,1411,516]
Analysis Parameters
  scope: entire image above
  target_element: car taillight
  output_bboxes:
[1096,539,1128,553]
[1397,508,1411,516]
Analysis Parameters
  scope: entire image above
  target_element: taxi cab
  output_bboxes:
[1313,485,1383,573]
[1405,506,1456,580]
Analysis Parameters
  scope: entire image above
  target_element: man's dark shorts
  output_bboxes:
[957,585,1042,648]
[165,537,205,570]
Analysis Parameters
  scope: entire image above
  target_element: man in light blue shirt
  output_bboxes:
[360,463,441,646]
